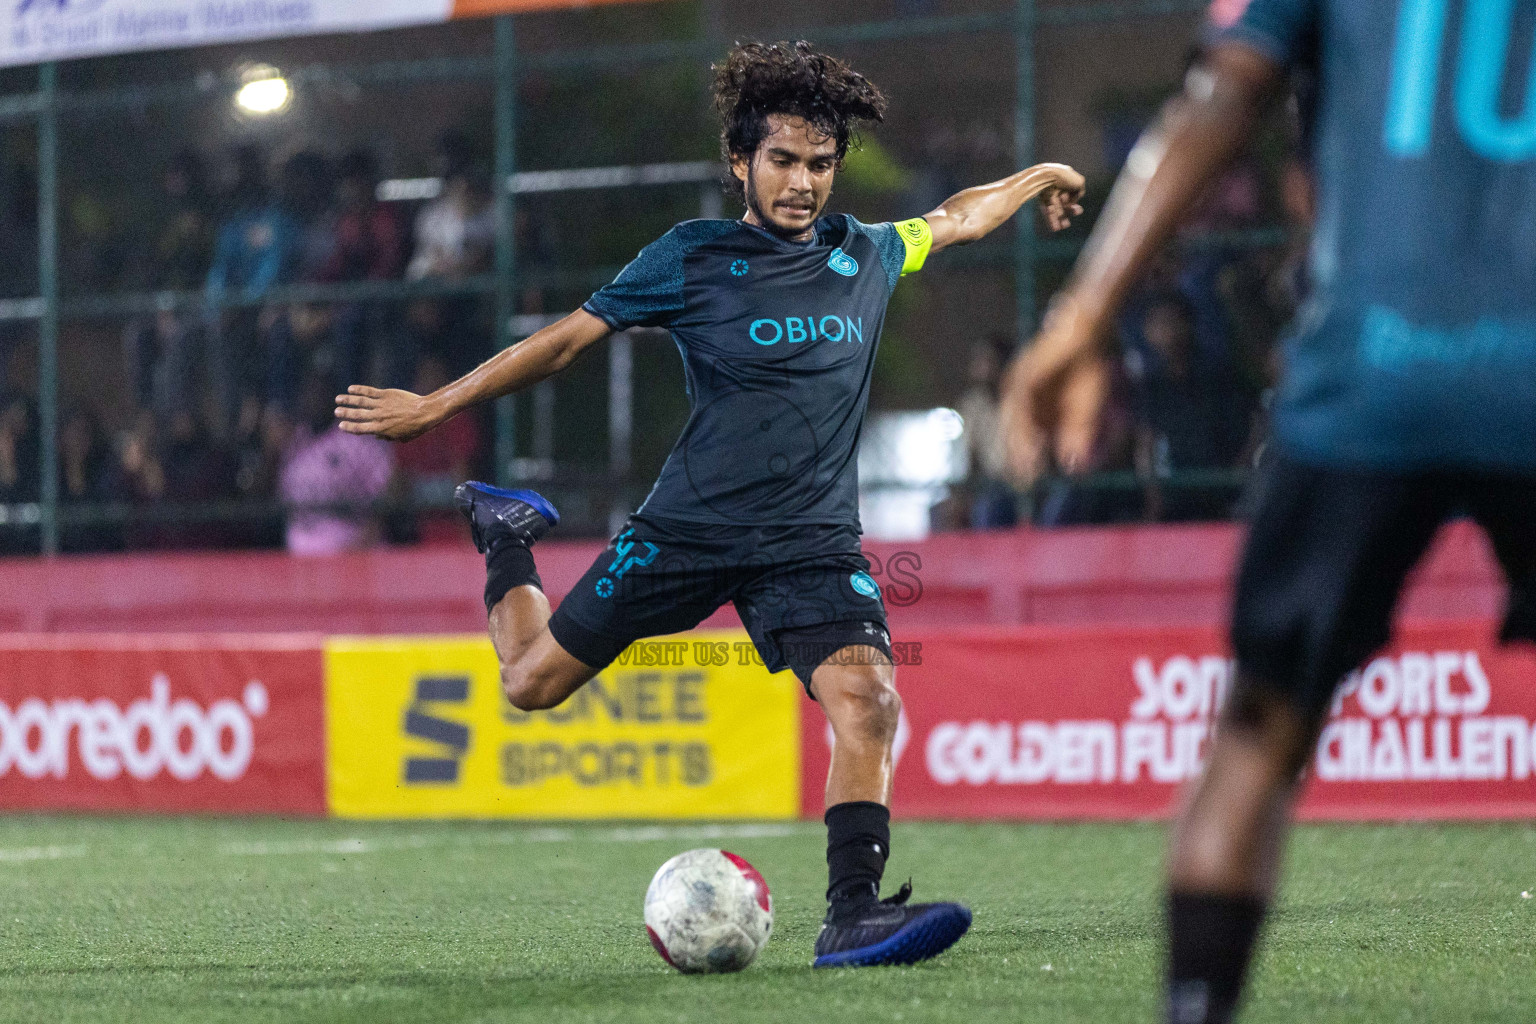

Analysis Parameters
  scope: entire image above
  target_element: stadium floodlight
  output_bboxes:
[235,67,290,115]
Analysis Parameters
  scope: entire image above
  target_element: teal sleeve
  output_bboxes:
[1213,0,1318,66]
[849,218,912,292]
[583,228,688,330]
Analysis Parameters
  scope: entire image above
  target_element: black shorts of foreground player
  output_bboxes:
[1002,2,1536,1021]
[336,39,1083,969]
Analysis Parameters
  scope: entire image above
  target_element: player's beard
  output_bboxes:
[744,164,824,241]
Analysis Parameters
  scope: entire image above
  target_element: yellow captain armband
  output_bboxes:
[894,217,933,276]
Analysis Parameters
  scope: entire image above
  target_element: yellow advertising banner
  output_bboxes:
[324,631,800,819]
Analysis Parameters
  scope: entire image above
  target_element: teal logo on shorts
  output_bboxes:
[827,248,859,277]
[849,571,880,599]
[595,577,615,598]
[608,530,659,579]
[730,259,749,278]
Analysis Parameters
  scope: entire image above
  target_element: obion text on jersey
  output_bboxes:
[748,316,865,346]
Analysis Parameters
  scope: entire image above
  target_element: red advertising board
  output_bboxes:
[801,623,1536,821]
[0,636,326,814]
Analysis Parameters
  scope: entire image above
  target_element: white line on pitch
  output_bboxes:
[222,838,388,856]
[598,823,809,843]
[0,845,87,863]
[220,822,811,857]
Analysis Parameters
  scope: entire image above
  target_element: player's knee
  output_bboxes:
[1221,678,1320,781]
[823,666,901,745]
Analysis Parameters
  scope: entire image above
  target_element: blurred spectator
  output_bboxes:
[205,146,300,430]
[58,409,125,552]
[207,146,291,295]
[278,371,394,555]
[393,354,480,543]
[160,408,237,508]
[320,149,410,392]
[1122,249,1234,372]
[265,298,337,418]
[116,411,165,504]
[218,397,290,550]
[955,335,1016,529]
[59,409,119,503]
[116,407,239,549]
[232,394,287,502]
[286,151,336,282]
[113,412,166,550]
[262,151,337,417]
[1125,293,1248,521]
[123,150,215,420]
[322,149,407,285]
[147,151,218,291]
[406,135,494,283]
[0,393,39,505]
[406,132,494,377]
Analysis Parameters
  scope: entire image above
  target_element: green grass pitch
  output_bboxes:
[0,817,1531,1023]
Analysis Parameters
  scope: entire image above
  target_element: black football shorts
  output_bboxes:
[1231,456,1536,719]
[548,513,892,692]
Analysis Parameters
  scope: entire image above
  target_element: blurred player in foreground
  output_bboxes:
[1001,0,1536,1020]
[336,40,1083,967]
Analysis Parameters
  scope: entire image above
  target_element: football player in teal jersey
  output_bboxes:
[1002,1,1536,1019]
[337,40,1083,967]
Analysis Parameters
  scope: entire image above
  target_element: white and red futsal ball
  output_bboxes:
[644,848,773,973]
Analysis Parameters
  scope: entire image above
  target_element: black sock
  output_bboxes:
[824,801,889,913]
[1166,891,1267,1024]
[484,542,542,615]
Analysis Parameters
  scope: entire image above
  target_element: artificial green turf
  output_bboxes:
[0,817,1530,1023]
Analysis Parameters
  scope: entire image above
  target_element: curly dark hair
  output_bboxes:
[712,40,887,201]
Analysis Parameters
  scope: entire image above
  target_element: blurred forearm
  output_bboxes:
[1064,44,1283,336]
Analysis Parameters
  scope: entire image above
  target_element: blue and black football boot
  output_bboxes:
[453,481,560,553]
[812,882,972,968]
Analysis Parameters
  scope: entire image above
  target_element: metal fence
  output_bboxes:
[0,0,1243,553]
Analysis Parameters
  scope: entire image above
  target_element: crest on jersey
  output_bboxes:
[827,248,859,277]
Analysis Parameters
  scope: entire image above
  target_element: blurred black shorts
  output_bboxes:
[1231,457,1536,719]
[548,513,890,692]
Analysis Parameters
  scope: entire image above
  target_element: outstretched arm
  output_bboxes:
[334,309,612,441]
[998,43,1286,481]
[923,163,1087,251]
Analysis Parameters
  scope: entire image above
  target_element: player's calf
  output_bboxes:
[454,481,593,712]
[806,648,971,967]
[498,630,596,712]
[1165,680,1321,1024]
[811,658,904,913]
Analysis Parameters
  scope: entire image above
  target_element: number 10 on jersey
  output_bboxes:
[1386,0,1536,160]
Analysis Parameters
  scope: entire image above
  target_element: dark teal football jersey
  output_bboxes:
[583,215,931,526]
[1221,0,1536,470]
